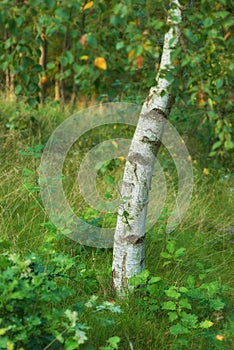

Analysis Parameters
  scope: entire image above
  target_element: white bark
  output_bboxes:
[112,0,182,293]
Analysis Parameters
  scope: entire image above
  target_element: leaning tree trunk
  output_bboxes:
[112,0,182,294]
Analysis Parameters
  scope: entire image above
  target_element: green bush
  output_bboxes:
[129,240,232,349]
[0,244,121,350]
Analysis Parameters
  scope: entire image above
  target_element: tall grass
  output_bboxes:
[0,99,233,349]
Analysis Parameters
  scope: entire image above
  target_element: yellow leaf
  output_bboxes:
[94,57,107,70]
[203,168,209,176]
[83,1,94,10]
[111,140,118,149]
[216,334,224,341]
[80,55,89,60]
[128,49,135,60]
[0,328,7,335]
[7,342,14,350]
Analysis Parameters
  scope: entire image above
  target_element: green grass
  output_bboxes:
[0,99,233,349]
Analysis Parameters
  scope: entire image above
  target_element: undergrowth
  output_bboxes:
[0,99,233,349]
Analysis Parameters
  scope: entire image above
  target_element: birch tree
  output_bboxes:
[112,0,182,293]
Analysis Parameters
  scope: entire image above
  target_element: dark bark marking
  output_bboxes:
[128,152,150,166]
[121,253,128,288]
[124,234,146,245]
[152,107,167,119]
[141,135,161,157]
[112,268,116,290]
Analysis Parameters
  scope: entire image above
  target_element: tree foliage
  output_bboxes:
[0,0,233,161]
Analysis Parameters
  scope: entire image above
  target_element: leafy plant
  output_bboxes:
[0,246,121,349]
[160,239,186,267]
[130,247,230,349]
[100,336,121,350]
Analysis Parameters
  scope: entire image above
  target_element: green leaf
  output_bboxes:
[180,312,198,328]
[199,320,214,329]
[174,247,186,259]
[66,51,74,64]
[179,298,191,310]
[21,74,30,84]
[168,312,178,322]
[216,11,229,19]
[32,64,43,73]
[64,337,79,350]
[187,275,195,288]
[148,276,162,284]
[166,240,176,254]
[160,252,172,259]
[169,323,190,335]
[86,35,97,47]
[216,78,223,89]
[15,84,22,95]
[129,269,149,286]
[165,287,181,299]
[204,18,213,28]
[108,336,120,349]
[153,20,164,29]
[162,301,177,310]
[27,98,37,107]
[224,141,234,150]
[45,0,56,8]
[199,281,220,297]
[55,8,69,20]
[116,41,124,50]
[47,62,56,69]
[209,298,225,310]
[60,56,68,66]
[212,141,222,151]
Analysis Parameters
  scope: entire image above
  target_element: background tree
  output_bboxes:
[0,0,232,161]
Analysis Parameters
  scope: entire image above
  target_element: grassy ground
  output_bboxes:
[0,99,233,349]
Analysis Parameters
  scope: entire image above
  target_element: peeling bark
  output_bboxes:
[112,0,182,294]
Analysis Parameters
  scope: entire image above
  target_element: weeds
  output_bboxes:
[0,99,233,349]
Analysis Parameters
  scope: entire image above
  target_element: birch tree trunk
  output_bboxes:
[112,0,182,294]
